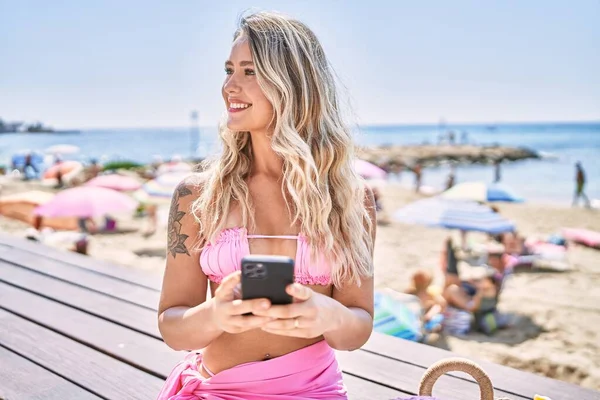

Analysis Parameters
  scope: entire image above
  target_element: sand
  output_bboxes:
[1,176,599,390]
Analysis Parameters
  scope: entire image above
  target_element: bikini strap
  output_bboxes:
[247,234,299,240]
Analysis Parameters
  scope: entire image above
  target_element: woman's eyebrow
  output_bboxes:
[224,60,254,67]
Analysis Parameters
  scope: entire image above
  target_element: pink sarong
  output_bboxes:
[157,340,347,399]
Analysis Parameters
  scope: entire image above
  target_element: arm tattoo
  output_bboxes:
[167,184,193,258]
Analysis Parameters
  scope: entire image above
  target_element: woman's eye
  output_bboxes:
[245,69,256,76]
[225,68,233,75]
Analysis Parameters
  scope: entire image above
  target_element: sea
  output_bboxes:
[1,122,598,206]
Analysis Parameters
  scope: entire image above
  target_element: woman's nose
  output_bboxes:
[223,74,241,94]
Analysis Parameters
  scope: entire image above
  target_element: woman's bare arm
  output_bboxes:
[157,175,223,351]
[324,187,377,351]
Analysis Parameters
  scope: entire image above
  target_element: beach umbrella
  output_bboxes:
[157,161,193,175]
[393,197,515,234]
[44,144,80,155]
[441,181,524,203]
[34,186,138,218]
[0,190,78,230]
[10,150,44,167]
[133,171,191,205]
[354,159,387,180]
[43,160,84,181]
[85,174,142,192]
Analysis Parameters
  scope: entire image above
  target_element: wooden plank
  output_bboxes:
[0,309,164,399]
[0,345,101,400]
[336,349,526,400]
[0,280,404,400]
[342,373,407,400]
[0,233,162,290]
[362,332,599,400]
[0,249,160,310]
[0,282,184,378]
[0,260,160,339]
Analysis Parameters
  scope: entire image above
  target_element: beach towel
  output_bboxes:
[373,290,424,341]
[157,340,346,399]
[562,228,600,249]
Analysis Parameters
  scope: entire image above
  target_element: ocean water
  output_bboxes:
[1,122,598,205]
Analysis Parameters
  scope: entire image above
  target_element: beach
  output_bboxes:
[1,176,598,390]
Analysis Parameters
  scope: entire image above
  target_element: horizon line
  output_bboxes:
[59,118,600,131]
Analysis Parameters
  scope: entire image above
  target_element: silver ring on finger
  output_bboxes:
[294,317,300,329]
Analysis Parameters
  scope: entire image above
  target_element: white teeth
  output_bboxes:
[230,103,250,109]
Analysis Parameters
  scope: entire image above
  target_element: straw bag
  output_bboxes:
[395,357,512,400]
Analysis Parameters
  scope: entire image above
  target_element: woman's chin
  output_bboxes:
[226,119,248,131]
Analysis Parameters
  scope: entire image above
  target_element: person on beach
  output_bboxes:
[157,11,376,400]
[405,269,446,331]
[413,163,422,193]
[493,159,502,183]
[23,152,40,180]
[445,165,456,190]
[572,161,591,208]
[86,158,102,181]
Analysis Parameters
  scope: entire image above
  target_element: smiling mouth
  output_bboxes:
[228,102,252,112]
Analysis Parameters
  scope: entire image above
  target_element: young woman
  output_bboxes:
[157,11,376,399]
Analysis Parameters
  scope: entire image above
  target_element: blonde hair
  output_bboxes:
[192,11,373,287]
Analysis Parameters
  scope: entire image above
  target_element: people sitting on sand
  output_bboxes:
[442,264,505,335]
[77,217,97,234]
[441,236,463,287]
[85,159,102,181]
[405,269,446,332]
[501,232,524,255]
[484,242,513,291]
[440,237,511,335]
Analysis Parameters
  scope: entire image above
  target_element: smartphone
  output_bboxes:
[241,255,294,306]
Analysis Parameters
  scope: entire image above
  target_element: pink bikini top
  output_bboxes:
[200,227,332,286]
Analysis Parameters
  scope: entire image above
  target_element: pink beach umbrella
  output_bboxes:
[354,159,387,180]
[34,186,138,218]
[85,174,142,192]
[43,160,84,180]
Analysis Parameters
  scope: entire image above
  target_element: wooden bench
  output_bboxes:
[0,233,597,400]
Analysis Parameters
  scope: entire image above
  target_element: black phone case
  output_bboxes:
[241,255,294,305]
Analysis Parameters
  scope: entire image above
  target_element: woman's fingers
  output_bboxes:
[286,283,313,301]
[227,298,271,316]
[214,271,241,301]
[228,315,274,331]
[252,302,306,318]
[262,316,308,330]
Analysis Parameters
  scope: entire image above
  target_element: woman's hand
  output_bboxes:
[212,271,274,334]
[253,283,342,338]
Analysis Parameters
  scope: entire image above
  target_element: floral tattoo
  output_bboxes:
[167,184,193,258]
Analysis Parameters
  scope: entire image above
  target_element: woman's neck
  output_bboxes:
[249,129,283,179]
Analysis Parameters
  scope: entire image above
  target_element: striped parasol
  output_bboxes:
[393,197,515,234]
[442,181,524,202]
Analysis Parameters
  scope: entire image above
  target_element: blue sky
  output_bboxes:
[1,0,598,129]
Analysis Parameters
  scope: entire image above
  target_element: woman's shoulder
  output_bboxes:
[176,170,212,196]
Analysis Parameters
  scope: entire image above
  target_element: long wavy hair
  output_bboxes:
[192,11,373,287]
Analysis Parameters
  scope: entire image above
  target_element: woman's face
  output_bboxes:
[222,36,274,132]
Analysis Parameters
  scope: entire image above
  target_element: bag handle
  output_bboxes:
[419,357,495,400]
